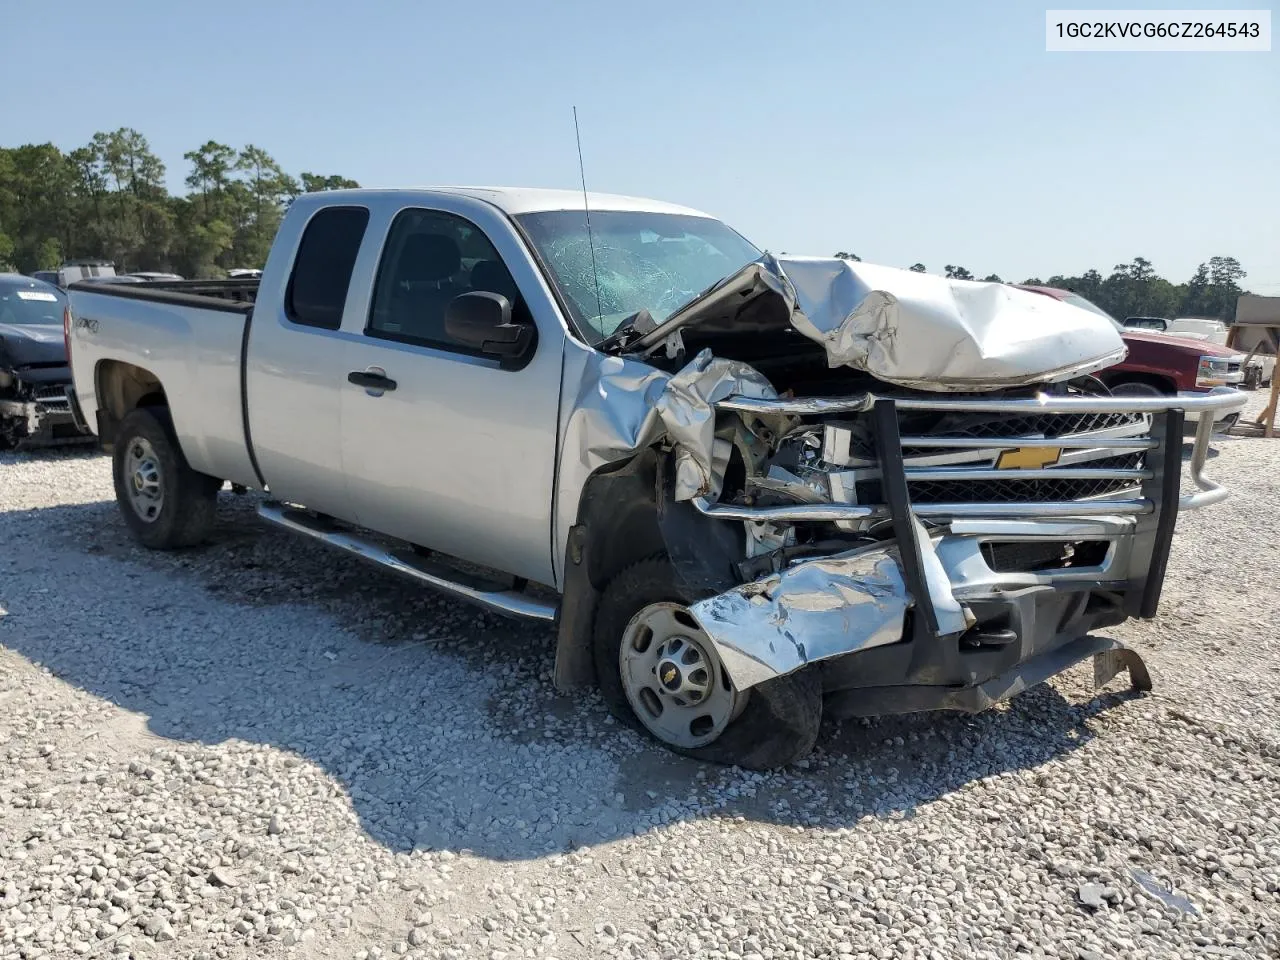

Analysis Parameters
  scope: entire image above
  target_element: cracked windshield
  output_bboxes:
[516,210,761,343]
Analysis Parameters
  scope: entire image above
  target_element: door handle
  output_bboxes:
[347,370,397,391]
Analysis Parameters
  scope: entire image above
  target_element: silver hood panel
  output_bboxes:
[627,255,1127,392]
[779,257,1127,390]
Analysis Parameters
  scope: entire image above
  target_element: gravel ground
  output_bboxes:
[2,390,1278,960]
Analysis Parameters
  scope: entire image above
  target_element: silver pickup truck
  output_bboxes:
[65,187,1246,769]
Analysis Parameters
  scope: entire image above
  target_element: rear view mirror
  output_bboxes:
[445,291,533,361]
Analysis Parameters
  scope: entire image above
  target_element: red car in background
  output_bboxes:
[1014,285,1247,424]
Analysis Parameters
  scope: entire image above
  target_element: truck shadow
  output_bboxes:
[0,491,1146,862]
[1182,438,1221,461]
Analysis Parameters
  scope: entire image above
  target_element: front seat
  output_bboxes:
[469,258,534,327]
[468,259,519,303]
[389,233,462,342]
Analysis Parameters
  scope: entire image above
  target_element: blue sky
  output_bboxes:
[3,0,1276,289]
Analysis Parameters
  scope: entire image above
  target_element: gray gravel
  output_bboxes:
[1,390,1278,960]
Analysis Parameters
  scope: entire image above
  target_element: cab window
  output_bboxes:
[366,208,527,352]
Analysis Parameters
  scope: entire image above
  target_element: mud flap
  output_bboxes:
[1093,646,1153,692]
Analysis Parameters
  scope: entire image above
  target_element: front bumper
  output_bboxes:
[687,387,1246,713]
[0,384,94,447]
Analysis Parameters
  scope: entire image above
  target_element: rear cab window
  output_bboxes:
[286,206,371,330]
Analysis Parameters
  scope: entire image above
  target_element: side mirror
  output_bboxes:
[444,291,533,360]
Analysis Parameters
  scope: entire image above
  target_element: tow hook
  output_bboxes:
[961,627,1018,649]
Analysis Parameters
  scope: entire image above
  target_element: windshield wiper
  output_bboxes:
[595,308,655,353]
[594,270,748,353]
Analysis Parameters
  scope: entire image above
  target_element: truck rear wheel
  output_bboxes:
[112,407,221,549]
[593,556,822,769]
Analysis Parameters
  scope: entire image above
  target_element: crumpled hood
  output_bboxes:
[627,255,1128,392]
[0,323,67,370]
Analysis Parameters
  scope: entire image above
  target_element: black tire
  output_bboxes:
[593,556,822,770]
[112,406,221,549]
[1109,380,1166,398]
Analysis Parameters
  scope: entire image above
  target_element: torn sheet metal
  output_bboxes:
[746,464,831,504]
[689,543,910,690]
[554,345,778,554]
[913,514,975,636]
[626,255,1127,392]
[656,349,777,500]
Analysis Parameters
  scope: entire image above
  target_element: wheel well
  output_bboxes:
[95,360,167,447]
[583,486,665,592]
[1099,370,1176,394]
[554,452,666,691]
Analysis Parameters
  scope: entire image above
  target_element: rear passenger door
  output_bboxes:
[245,204,370,521]
[337,197,566,587]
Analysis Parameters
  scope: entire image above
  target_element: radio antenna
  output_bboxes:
[573,106,604,324]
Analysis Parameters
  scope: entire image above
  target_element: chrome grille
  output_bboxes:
[712,387,1247,520]
[899,410,1146,456]
[825,407,1153,506]
[907,452,1145,504]
[902,410,1148,503]
[33,385,71,413]
[832,410,1147,461]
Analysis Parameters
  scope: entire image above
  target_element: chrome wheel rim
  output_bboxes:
[619,602,744,749]
[124,437,164,523]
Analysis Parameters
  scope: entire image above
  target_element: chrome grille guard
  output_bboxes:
[701,385,1246,632]
[707,386,1246,520]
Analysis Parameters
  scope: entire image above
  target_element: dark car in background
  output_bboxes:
[0,275,92,449]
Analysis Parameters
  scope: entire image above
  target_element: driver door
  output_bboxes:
[337,199,564,587]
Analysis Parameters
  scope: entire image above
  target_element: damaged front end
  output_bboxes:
[0,295,93,450]
[0,372,92,450]
[557,256,1246,716]
[0,364,92,450]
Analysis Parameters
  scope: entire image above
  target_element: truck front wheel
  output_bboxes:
[112,407,221,549]
[593,556,822,769]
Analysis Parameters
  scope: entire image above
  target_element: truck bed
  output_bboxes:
[70,278,259,307]
[66,280,261,489]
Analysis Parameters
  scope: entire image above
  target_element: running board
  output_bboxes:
[257,501,557,623]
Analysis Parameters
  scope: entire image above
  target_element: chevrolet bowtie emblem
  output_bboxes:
[996,446,1062,469]
[662,666,678,685]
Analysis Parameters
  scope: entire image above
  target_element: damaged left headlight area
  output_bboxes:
[554,345,919,696]
[564,344,1220,715]
[608,350,926,692]
[657,384,935,691]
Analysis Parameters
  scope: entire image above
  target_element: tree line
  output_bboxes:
[0,128,358,279]
[833,251,1250,323]
[0,128,1252,323]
